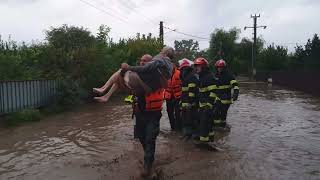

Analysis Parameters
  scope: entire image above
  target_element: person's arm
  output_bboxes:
[229,74,239,101]
[127,60,161,73]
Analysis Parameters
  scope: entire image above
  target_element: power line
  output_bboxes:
[78,1,210,43]
[91,0,131,21]
[78,0,129,24]
[164,29,176,34]
[166,37,209,42]
[78,0,159,36]
[163,26,210,40]
[93,0,159,27]
[115,0,160,26]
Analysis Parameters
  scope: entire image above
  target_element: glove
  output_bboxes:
[233,90,239,101]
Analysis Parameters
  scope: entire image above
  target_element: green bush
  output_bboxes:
[56,78,81,106]
[5,109,42,126]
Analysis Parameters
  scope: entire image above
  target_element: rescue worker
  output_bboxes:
[135,87,164,177]
[127,54,165,177]
[164,64,182,131]
[179,59,199,140]
[213,59,239,131]
[194,57,217,147]
[124,54,153,139]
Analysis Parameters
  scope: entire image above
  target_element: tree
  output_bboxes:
[96,24,111,46]
[232,37,264,74]
[257,45,288,71]
[288,34,320,71]
[305,34,320,70]
[45,24,96,51]
[208,28,241,66]
[174,39,200,61]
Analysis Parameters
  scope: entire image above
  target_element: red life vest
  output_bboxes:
[145,88,165,111]
[164,68,182,100]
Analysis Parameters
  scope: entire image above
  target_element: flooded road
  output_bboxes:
[0,82,320,180]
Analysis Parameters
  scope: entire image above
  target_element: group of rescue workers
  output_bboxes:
[123,52,239,177]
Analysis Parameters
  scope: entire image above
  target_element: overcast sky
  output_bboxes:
[0,0,319,50]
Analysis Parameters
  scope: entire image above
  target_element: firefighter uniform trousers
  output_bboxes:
[198,70,217,142]
[214,71,239,127]
[135,89,164,169]
[165,67,182,130]
[180,69,199,137]
[166,98,181,130]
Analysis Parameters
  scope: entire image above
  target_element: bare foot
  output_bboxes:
[94,96,109,103]
[93,88,104,94]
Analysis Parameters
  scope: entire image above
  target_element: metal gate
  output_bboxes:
[0,80,59,114]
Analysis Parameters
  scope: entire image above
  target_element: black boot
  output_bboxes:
[140,164,152,178]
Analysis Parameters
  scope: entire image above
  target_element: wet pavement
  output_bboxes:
[0,81,320,180]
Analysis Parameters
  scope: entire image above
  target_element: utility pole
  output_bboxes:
[244,14,266,78]
[159,21,164,46]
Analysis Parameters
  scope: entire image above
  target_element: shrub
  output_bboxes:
[5,109,41,126]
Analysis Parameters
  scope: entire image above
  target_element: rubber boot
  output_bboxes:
[140,164,152,178]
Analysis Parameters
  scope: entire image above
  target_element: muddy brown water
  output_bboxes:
[0,82,319,180]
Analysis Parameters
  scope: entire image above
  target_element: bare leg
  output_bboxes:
[94,83,119,103]
[93,70,121,94]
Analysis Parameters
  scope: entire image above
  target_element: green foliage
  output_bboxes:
[288,34,320,71]
[232,37,264,73]
[5,109,41,126]
[257,45,288,71]
[208,28,241,66]
[208,27,319,74]
[45,24,96,51]
[0,24,163,107]
[96,24,111,45]
[1,24,319,112]
[174,39,200,61]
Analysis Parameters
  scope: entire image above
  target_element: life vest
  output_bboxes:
[145,88,165,111]
[164,68,182,100]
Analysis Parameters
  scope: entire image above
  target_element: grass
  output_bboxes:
[5,109,42,126]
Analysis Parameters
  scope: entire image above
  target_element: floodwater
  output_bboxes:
[0,81,319,180]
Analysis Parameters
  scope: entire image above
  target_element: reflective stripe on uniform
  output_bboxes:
[199,102,213,108]
[208,85,217,91]
[214,119,222,124]
[189,92,195,97]
[200,136,209,142]
[199,102,207,108]
[221,100,232,104]
[217,85,231,89]
[124,95,134,103]
[188,83,196,88]
[230,80,237,85]
[199,87,208,92]
[209,92,216,98]
[182,87,189,91]
[234,86,239,90]
[181,103,190,108]
[209,131,215,136]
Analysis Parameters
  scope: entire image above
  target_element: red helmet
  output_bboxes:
[194,57,208,66]
[179,58,192,69]
[215,59,226,68]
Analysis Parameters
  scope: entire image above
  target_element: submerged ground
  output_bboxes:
[0,81,320,180]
